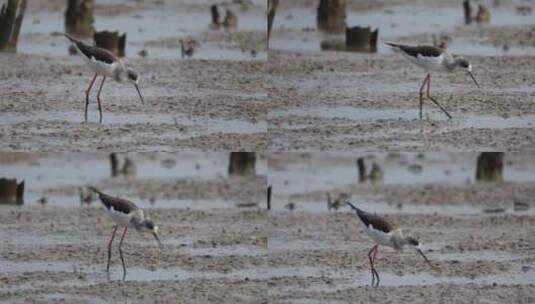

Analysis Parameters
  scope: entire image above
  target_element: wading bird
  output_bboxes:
[387,42,479,120]
[63,34,144,123]
[89,187,162,281]
[346,202,436,287]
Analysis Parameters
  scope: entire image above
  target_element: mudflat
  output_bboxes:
[268,0,535,151]
[0,0,267,151]
[0,153,268,303]
[266,152,535,303]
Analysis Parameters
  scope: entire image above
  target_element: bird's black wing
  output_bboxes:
[91,188,138,214]
[386,43,442,58]
[75,42,117,64]
[63,33,117,64]
[347,202,393,233]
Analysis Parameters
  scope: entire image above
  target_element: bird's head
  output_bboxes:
[405,236,420,247]
[141,219,162,248]
[126,68,139,85]
[455,57,480,88]
[125,68,144,104]
[405,236,438,270]
[455,58,471,72]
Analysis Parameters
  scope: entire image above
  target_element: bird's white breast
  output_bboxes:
[365,225,395,248]
[401,52,447,72]
[107,207,132,227]
[84,57,118,77]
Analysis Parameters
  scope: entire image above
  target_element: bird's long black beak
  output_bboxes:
[134,83,144,104]
[468,71,480,88]
[417,248,437,270]
[152,232,163,248]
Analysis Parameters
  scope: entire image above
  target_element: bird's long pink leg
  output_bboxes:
[371,245,380,287]
[418,74,430,120]
[426,74,452,119]
[106,225,118,273]
[118,226,128,281]
[96,76,106,124]
[85,74,97,122]
[368,244,379,287]
[372,244,379,264]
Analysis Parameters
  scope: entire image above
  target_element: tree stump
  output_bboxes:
[110,152,119,177]
[65,0,94,38]
[94,30,126,57]
[0,178,24,205]
[0,0,27,52]
[319,36,346,51]
[267,0,278,43]
[346,26,378,52]
[317,0,346,34]
[476,152,504,182]
[210,4,220,30]
[267,185,272,210]
[228,152,256,176]
[357,157,366,183]
[463,0,472,25]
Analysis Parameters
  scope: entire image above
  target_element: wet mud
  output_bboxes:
[268,0,535,151]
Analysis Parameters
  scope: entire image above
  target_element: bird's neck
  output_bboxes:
[445,58,460,72]
[131,217,145,230]
[113,61,127,82]
[389,230,405,250]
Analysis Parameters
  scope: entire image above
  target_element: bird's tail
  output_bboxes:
[88,186,103,195]
[61,33,78,44]
[346,201,360,212]
[385,42,400,48]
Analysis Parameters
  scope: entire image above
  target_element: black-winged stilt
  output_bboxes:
[63,34,144,123]
[89,187,161,281]
[386,42,480,120]
[346,202,436,287]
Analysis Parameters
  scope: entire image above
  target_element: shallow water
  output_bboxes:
[433,250,521,263]
[0,111,266,134]
[20,6,266,60]
[0,154,227,190]
[271,106,535,130]
[268,151,535,198]
[2,258,532,287]
[269,198,535,216]
[0,153,266,207]
[272,6,535,56]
